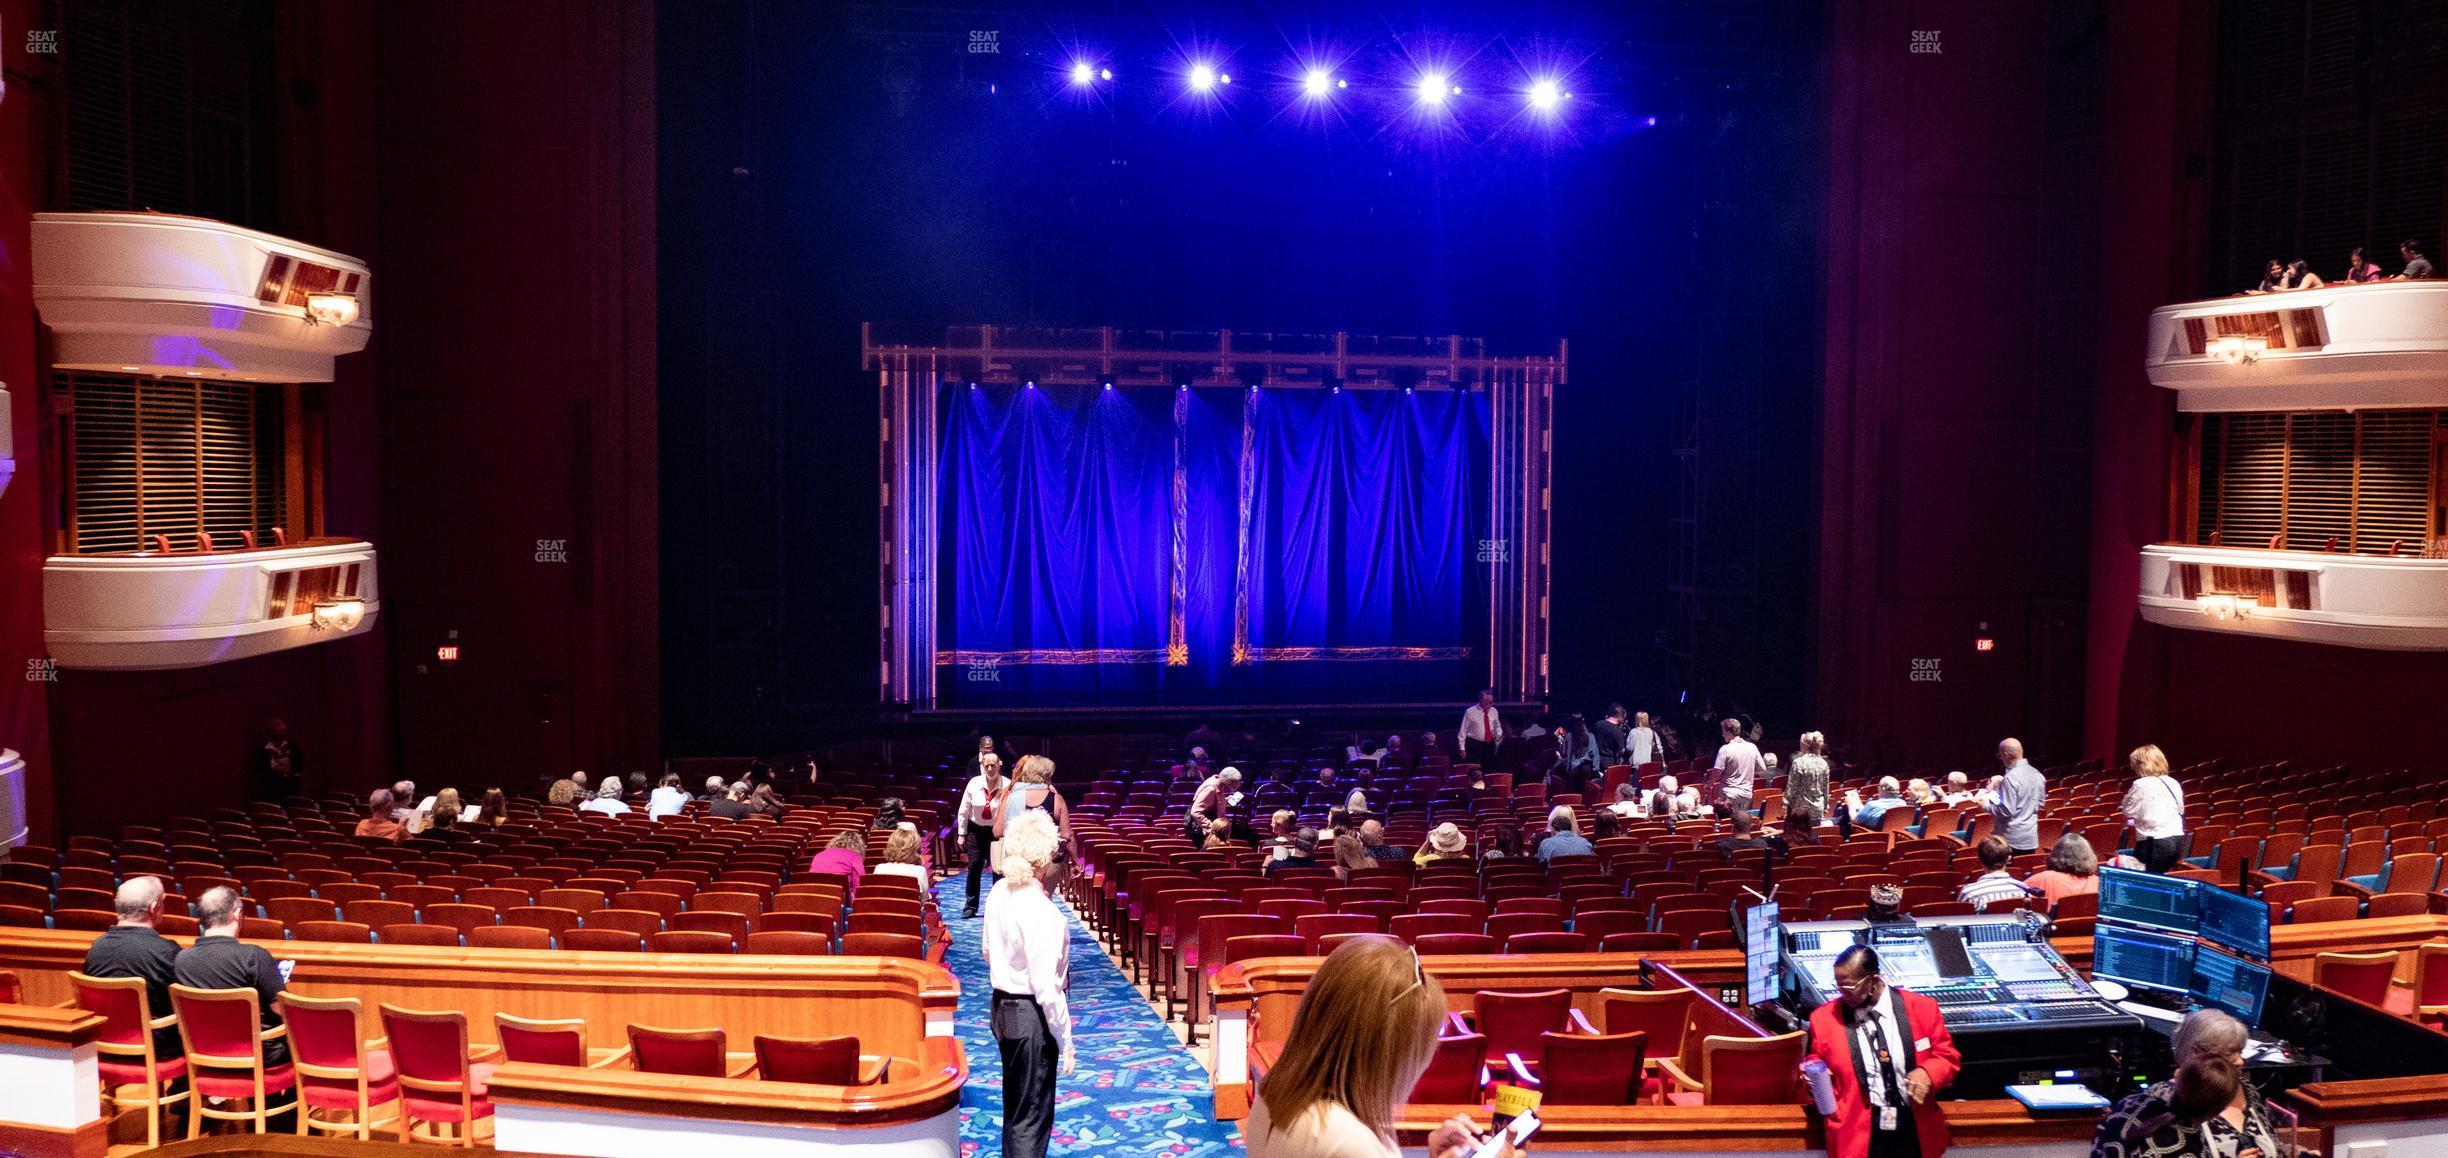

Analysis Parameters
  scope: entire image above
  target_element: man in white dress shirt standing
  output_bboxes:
[1458,688,1505,767]
[985,811,1074,1158]
[958,747,1006,919]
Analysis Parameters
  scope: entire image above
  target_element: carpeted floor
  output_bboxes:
[934,877,1246,1157]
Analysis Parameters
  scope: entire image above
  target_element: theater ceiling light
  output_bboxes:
[311,599,367,632]
[2205,335,2264,365]
[305,290,361,328]
[2196,593,2256,622]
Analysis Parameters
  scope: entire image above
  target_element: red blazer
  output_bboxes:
[1806,988,1961,1158]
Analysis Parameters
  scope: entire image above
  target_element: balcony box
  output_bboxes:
[2145,281,2448,412]
[31,211,371,383]
[44,539,379,670]
[0,749,23,849]
[2137,542,2448,651]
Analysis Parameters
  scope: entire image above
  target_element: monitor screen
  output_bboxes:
[2190,943,2271,1026]
[2098,867,2202,935]
[2091,924,2194,995]
[1744,901,1781,1007]
[2197,885,2271,960]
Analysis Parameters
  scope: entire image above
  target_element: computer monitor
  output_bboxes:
[2098,867,2202,935]
[2091,924,2194,995]
[1744,901,1781,1007]
[2197,884,2272,960]
[2189,943,2271,1026]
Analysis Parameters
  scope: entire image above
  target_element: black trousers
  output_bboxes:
[1463,738,1498,767]
[964,821,995,909]
[1869,1106,1922,1158]
[2134,834,2188,874]
[994,992,1060,1158]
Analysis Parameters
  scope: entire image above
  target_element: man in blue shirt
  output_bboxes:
[1987,738,2047,854]
[1853,778,1911,830]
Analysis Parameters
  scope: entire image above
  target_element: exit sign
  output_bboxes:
[436,646,461,662]
[1973,637,1995,652]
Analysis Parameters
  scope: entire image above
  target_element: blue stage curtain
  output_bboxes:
[939,385,1173,698]
[1241,389,1487,668]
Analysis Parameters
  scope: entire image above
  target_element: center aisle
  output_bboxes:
[933,877,1246,1157]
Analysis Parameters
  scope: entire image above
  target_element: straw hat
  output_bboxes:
[1428,823,1467,855]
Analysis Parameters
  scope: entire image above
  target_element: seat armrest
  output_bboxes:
[1445,1011,1473,1036]
[2333,881,2379,902]
[585,1050,629,1069]
[727,1058,760,1079]
[1654,1057,1703,1091]
[1502,1052,1540,1088]
[857,1055,891,1086]
[1566,1008,1601,1036]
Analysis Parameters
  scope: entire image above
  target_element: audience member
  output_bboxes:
[874,797,908,831]
[580,777,631,816]
[1959,836,2037,911]
[80,877,182,1060]
[1204,818,1236,851]
[546,774,580,806]
[749,783,788,818]
[1536,805,1594,864]
[1415,822,1469,866]
[1268,828,1322,875]
[699,775,728,801]
[475,788,510,827]
[1772,804,1826,854]
[1187,767,1244,843]
[1379,734,1413,772]
[1245,936,1518,1158]
[1649,775,1702,819]
[2401,238,2433,280]
[959,753,1009,919]
[1715,809,1773,856]
[709,781,753,820]
[257,717,301,801]
[1592,703,1631,767]
[2025,832,2102,910]
[1939,772,1977,805]
[1852,778,1909,830]
[1481,826,1525,863]
[1331,831,1371,882]
[875,827,930,883]
[423,788,463,836]
[985,811,1074,1158]
[1629,710,1660,766]
[355,789,404,842]
[2252,258,2288,293]
[174,886,290,1067]
[1457,688,1505,767]
[1865,882,1909,925]
[807,829,868,896]
[1989,738,2048,854]
[2347,245,2386,282]
[2093,1011,2277,1158]
[625,771,650,801]
[2120,743,2187,873]
[1710,716,1762,815]
[1904,778,1935,806]
[390,780,418,824]
[1357,820,1406,863]
[648,773,690,820]
[1787,732,1831,819]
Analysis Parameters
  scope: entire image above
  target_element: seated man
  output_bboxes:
[1713,809,1775,856]
[81,877,183,1061]
[1357,819,1408,863]
[1851,778,1911,829]
[1264,828,1321,875]
[1957,836,2038,911]
[173,886,291,1068]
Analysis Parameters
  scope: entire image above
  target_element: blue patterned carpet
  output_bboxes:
[935,877,1246,1158]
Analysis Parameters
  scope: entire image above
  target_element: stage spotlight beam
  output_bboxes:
[1188,62,1218,93]
[1302,67,1334,98]
[1527,77,1564,112]
[1070,61,1095,86]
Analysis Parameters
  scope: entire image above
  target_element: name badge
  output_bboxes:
[1879,1107,1900,1132]
[1913,1038,1931,1051]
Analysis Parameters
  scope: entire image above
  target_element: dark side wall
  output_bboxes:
[1,0,656,840]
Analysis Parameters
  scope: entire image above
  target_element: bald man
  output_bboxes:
[80,877,183,1059]
[1988,738,2047,854]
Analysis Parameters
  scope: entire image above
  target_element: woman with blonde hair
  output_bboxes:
[873,826,930,883]
[996,754,1074,889]
[1786,731,1831,821]
[984,810,1074,1158]
[1331,831,1372,882]
[1248,936,1518,1158]
[2120,743,2187,874]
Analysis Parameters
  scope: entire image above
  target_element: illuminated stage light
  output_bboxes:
[1303,68,1334,98]
[1527,78,1564,112]
[1645,115,1659,126]
[1188,63,1218,92]
[1070,61,1095,86]
[1415,72,1453,104]
[1100,68,1112,81]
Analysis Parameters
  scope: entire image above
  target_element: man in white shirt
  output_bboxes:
[958,752,1006,918]
[1458,688,1505,766]
[1629,711,1660,766]
[1710,717,1762,815]
[1185,767,1242,843]
[1939,771,1978,805]
[1988,738,2047,854]
[983,812,1073,1158]
[579,777,630,816]
[647,773,690,820]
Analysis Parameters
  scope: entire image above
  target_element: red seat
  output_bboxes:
[280,992,400,1139]
[1471,989,1573,1059]
[627,1025,734,1077]
[744,931,834,955]
[1294,912,1381,952]
[840,931,923,958]
[1389,912,1478,943]
[295,920,375,944]
[495,1014,589,1066]
[1411,1030,1490,1103]
[1486,912,1565,943]
[72,971,189,1148]
[1505,931,1593,954]
[1508,1027,1647,1105]
[566,928,646,952]
[171,984,298,1132]
[381,923,459,947]
[1415,932,1499,956]
[381,1005,498,1145]
[2316,951,2397,1006]
[1600,931,1683,953]
[467,925,552,950]
[752,1034,876,1085]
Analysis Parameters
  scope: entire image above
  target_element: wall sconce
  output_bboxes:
[311,599,366,632]
[303,291,361,327]
[2196,593,2257,622]
[2206,335,2265,365]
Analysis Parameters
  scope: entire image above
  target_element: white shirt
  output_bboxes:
[1458,703,1504,748]
[1849,997,1912,1109]
[579,796,630,816]
[959,773,1005,827]
[873,862,928,883]
[1629,726,1659,765]
[1714,739,1763,797]
[1245,1098,1398,1158]
[2121,776,2186,840]
[647,786,689,820]
[981,879,1072,1057]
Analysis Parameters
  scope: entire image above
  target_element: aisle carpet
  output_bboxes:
[934,877,1246,1157]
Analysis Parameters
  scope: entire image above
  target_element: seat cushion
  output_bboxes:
[301,1049,401,1110]
[403,1063,498,1122]
[98,1055,188,1087]
[193,1062,298,1099]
